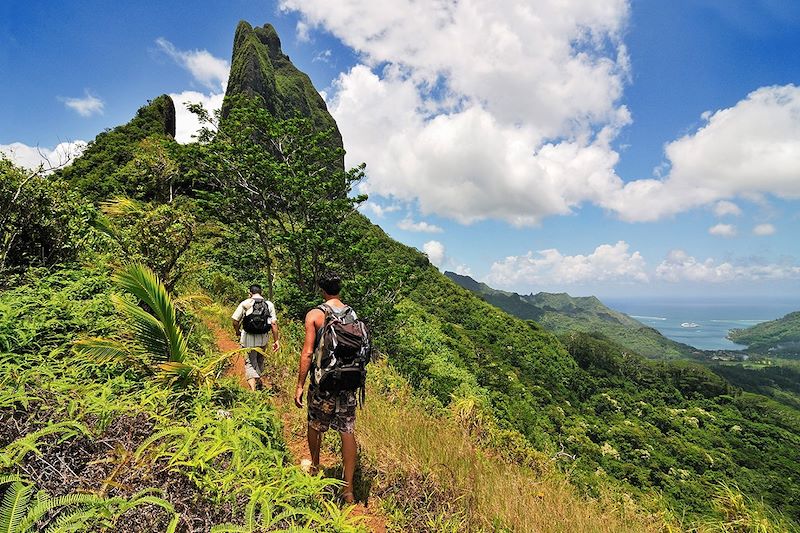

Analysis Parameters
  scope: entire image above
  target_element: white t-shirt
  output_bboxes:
[232,295,276,347]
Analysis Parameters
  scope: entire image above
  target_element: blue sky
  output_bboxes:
[2,1,799,300]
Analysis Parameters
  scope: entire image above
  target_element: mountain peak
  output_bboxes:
[222,21,342,149]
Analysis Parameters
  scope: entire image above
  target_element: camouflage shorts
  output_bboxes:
[307,385,357,434]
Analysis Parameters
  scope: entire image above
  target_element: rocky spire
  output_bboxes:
[222,21,343,149]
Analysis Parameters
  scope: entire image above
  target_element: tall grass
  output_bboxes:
[267,322,664,532]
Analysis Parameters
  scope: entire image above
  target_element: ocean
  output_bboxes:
[602,297,799,351]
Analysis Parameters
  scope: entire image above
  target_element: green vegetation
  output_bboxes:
[58,95,178,200]
[446,271,694,358]
[710,358,800,410]
[393,264,800,523]
[0,159,97,272]
[0,263,365,531]
[3,18,799,532]
[189,95,365,302]
[729,311,800,356]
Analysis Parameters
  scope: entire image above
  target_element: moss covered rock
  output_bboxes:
[222,21,342,149]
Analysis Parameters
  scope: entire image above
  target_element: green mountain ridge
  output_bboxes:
[58,95,177,200]
[445,271,695,359]
[729,310,800,356]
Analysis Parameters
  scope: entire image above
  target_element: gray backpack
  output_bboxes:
[312,304,371,403]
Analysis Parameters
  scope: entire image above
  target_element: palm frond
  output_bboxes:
[173,292,213,312]
[71,337,134,366]
[99,197,144,217]
[113,265,189,363]
[112,295,174,362]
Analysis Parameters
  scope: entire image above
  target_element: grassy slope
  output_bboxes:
[728,311,800,355]
[247,312,664,532]
[446,271,693,359]
[350,219,800,526]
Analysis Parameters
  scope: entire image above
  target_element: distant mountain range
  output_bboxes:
[445,271,694,359]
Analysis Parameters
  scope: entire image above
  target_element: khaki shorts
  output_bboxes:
[307,385,357,434]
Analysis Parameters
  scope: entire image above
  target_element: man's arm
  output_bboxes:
[295,309,322,408]
[271,322,280,352]
[231,301,246,339]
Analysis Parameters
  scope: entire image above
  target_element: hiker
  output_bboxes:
[295,271,370,504]
[232,284,280,391]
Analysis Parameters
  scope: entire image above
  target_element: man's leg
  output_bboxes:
[244,348,261,391]
[340,431,357,503]
[307,425,323,472]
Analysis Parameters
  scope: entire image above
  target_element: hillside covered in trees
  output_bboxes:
[446,271,694,359]
[729,310,800,356]
[1,20,799,532]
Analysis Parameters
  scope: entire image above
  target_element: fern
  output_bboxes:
[0,477,177,533]
[165,512,181,533]
[0,421,91,469]
[0,481,34,533]
[15,494,105,532]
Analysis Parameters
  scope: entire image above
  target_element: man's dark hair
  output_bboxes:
[249,284,263,295]
[318,271,341,296]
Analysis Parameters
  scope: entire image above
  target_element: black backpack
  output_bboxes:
[312,304,371,403]
[242,299,271,334]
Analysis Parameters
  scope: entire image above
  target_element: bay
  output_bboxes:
[602,297,800,351]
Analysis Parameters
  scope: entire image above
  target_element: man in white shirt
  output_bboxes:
[232,284,280,391]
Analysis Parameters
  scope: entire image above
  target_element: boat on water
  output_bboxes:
[681,322,700,328]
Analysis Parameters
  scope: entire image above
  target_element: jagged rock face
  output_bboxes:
[146,94,176,138]
[223,21,342,149]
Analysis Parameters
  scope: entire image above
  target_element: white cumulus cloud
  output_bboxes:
[708,223,737,237]
[655,250,800,283]
[604,85,800,221]
[713,200,742,217]
[156,38,229,91]
[358,201,400,218]
[296,20,312,42]
[154,39,230,144]
[423,240,446,267]
[282,2,800,226]
[168,90,225,144]
[397,217,443,233]
[282,0,631,226]
[486,241,648,289]
[0,141,87,170]
[753,223,776,236]
[59,91,104,117]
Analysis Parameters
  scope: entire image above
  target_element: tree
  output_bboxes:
[0,158,95,273]
[95,197,203,292]
[188,96,366,301]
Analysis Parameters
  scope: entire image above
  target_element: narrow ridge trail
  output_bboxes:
[205,317,387,533]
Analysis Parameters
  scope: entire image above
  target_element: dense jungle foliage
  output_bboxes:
[729,311,800,356]
[2,19,799,532]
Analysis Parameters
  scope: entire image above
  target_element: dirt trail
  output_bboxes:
[206,318,387,533]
